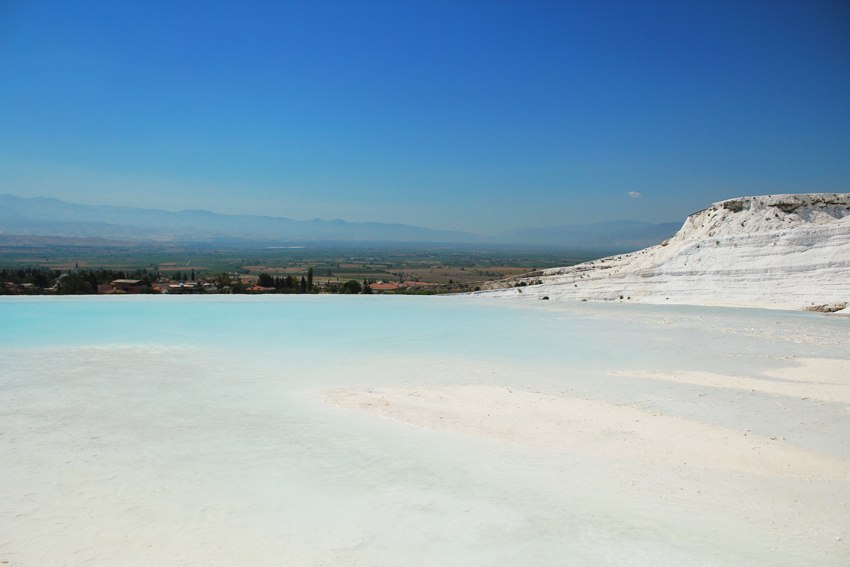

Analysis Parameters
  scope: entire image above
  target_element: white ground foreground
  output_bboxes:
[328,358,850,480]
[479,193,850,311]
[324,356,850,567]
[1,296,849,567]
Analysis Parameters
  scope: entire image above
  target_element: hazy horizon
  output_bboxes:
[1,1,848,233]
[3,191,682,235]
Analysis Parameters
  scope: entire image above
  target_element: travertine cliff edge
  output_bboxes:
[480,194,850,311]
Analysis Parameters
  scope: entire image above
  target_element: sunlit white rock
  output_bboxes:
[480,194,850,310]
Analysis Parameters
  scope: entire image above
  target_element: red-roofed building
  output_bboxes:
[370,282,402,292]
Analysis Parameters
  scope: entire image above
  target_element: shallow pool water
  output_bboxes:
[1,296,848,566]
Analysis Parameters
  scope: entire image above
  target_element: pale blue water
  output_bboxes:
[1,296,848,566]
[3,294,846,368]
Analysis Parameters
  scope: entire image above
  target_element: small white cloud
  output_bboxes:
[628,191,642,199]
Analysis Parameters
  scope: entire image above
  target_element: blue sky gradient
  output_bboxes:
[1,0,848,233]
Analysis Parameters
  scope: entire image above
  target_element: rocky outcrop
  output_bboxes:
[479,194,850,311]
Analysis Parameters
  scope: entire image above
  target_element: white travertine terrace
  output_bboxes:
[480,193,850,311]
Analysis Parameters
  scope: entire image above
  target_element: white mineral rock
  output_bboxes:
[480,194,850,311]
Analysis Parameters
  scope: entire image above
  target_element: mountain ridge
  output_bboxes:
[0,194,481,244]
[0,194,676,250]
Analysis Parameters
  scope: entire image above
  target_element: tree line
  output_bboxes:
[1,266,372,295]
[1,267,158,295]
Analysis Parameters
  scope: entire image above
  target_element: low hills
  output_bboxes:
[0,194,478,244]
[0,194,676,251]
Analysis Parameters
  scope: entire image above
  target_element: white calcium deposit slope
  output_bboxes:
[481,194,850,310]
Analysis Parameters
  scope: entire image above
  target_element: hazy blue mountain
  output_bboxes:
[497,220,681,251]
[1,194,678,250]
[0,194,481,244]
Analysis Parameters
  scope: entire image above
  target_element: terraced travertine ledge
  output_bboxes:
[479,193,850,311]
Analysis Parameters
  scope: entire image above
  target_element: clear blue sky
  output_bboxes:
[1,0,848,233]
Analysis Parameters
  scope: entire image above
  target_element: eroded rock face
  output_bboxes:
[480,194,850,310]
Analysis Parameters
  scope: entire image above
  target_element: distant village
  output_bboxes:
[0,266,456,296]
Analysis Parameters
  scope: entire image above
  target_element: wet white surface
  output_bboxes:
[1,296,848,566]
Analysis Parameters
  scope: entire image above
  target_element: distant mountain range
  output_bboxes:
[0,194,478,244]
[0,194,679,251]
[494,220,681,251]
